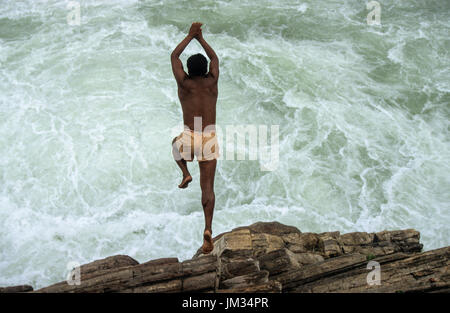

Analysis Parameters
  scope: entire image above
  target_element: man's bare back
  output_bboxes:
[178,74,217,131]
[170,22,219,254]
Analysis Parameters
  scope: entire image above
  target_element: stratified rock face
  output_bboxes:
[34,255,219,293]
[0,285,33,293]
[2,221,448,293]
[190,221,448,293]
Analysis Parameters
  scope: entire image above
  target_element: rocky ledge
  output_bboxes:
[2,222,449,293]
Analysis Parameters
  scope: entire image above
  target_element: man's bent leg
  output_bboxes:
[172,137,192,188]
[199,159,216,253]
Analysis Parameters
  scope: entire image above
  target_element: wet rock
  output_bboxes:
[0,285,33,293]
[8,221,444,293]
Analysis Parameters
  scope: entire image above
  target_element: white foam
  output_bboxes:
[0,0,449,289]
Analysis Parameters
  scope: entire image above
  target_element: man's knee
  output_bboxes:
[172,137,181,159]
[201,190,215,207]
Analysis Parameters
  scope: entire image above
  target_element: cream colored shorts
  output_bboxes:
[174,130,219,162]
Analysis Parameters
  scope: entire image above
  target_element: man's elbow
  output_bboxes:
[210,56,219,64]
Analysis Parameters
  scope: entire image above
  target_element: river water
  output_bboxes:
[0,0,449,288]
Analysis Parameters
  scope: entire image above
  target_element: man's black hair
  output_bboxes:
[187,53,208,77]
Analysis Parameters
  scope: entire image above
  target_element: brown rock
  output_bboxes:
[182,254,217,276]
[20,221,446,294]
[0,285,33,293]
[209,229,253,261]
[221,270,269,289]
[233,221,301,236]
[273,253,369,291]
[318,231,341,239]
[182,272,217,292]
[374,229,422,253]
[294,253,325,265]
[35,255,141,293]
[320,236,343,258]
[220,259,260,281]
[283,233,321,253]
[340,232,374,246]
[258,249,301,276]
[251,233,285,257]
[291,247,449,293]
[217,280,282,293]
[123,279,182,293]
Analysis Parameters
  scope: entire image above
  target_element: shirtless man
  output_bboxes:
[171,22,219,254]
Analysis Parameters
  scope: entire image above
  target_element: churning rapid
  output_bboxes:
[0,0,449,288]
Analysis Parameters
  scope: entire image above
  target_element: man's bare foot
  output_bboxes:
[202,229,214,254]
[178,175,192,189]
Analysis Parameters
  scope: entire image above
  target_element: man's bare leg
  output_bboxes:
[199,159,216,253]
[172,137,192,188]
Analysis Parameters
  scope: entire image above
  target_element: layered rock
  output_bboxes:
[0,285,33,293]
[1,221,448,293]
[34,255,218,293]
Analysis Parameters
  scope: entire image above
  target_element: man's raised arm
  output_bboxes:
[195,29,219,80]
[171,23,202,85]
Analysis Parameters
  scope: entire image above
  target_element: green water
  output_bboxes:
[0,0,449,288]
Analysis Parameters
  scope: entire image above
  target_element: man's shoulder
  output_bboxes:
[181,75,217,89]
[206,72,218,81]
